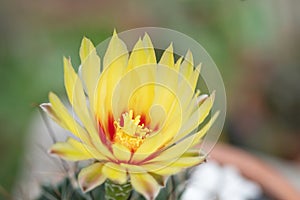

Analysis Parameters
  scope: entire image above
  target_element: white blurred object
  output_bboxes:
[182,161,262,200]
[13,112,76,199]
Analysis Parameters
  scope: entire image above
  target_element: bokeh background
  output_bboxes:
[1,0,300,196]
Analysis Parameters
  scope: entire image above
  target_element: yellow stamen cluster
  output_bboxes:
[114,110,151,151]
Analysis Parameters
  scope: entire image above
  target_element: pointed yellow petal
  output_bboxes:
[78,162,106,192]
[146,130,196,164]
[142,112,218,167]
[124,164,165,186]
[49,137,94,161]
[103,30,128,69]
[63,57,77,104]
[113,64,156,125]
[95,30,128,133]
[142,33,156,64]
[63,57,99,143]
[172,92,215,143]
[141,162,182,176]
[48,92,90,144]
[174,57,183,71]
[127,38,147,71]
[70,75,114,159]
[148,173,167,187]
[132,97,181,161]
[102,162,128,184]
[159,43,174,68]
[169,156,204,168]
[191,111,220,147]
[180,49,194,79]
[129,171,160,200]
[142,154,205,176]
[79,37,100,110]
[189,63,201,90]
[40,103,68,130]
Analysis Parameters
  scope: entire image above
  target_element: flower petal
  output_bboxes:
[190,111,220,147]
[174,56,183,71]
[47,92,90,144]
[79,37,100,110]
[63,57,77,105]
[171,91,215,143]
[95,30,128,135]
[112,143,132,162]
[127,38,148,71]
[144,158,204,176]
[189,63,202,91]
[40,102,68,130]
[142,33,156,64]
[145,131,196,164]
[49,137,94,161]
[159,43,174,68]
[115,65,156,126]
[180,50,194,80]
[47,93,113,159]
[102,162,128,184]
[151,111,219,164]
[78,162,106,192]
[148,173,168,187]
[130,170,160,200]
[103,29,128,70]
[141,162,182,176]
[69,71,114,158]
[63,57,98,139]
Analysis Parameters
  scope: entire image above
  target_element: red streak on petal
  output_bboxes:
[153,124,160,132]
[139,114,147,126]
[132,150,160,165]
[107,113,116,141]
[98,122,108,144]
[119,113,124,127]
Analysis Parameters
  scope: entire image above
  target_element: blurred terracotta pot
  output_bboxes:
[210,143,300,200]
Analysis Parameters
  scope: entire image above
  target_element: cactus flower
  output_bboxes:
[40,30,218,200]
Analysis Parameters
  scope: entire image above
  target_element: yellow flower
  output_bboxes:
[41,30,218,200]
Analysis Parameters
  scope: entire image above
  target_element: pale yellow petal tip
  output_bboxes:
[138,36,142,43]
[175,56,183,66]
[143,32,150,40]
[81,36,93,46]
[63,56,69,64]
[142,32,153,45]
[195,63,202,72]
[78,163,106,193]
[110,29,119,41]
[186,49,192,57]
[113,28,118,37]
[185,49,193,62]
[82,36,88,42]
[63,56,73,70]
[48,91,56,100]
[166,42,173,52]
[134,37,143,48]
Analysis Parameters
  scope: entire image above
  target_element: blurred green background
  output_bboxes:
[1,0,300,195]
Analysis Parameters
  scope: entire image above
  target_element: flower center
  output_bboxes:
[114,110,151,152]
